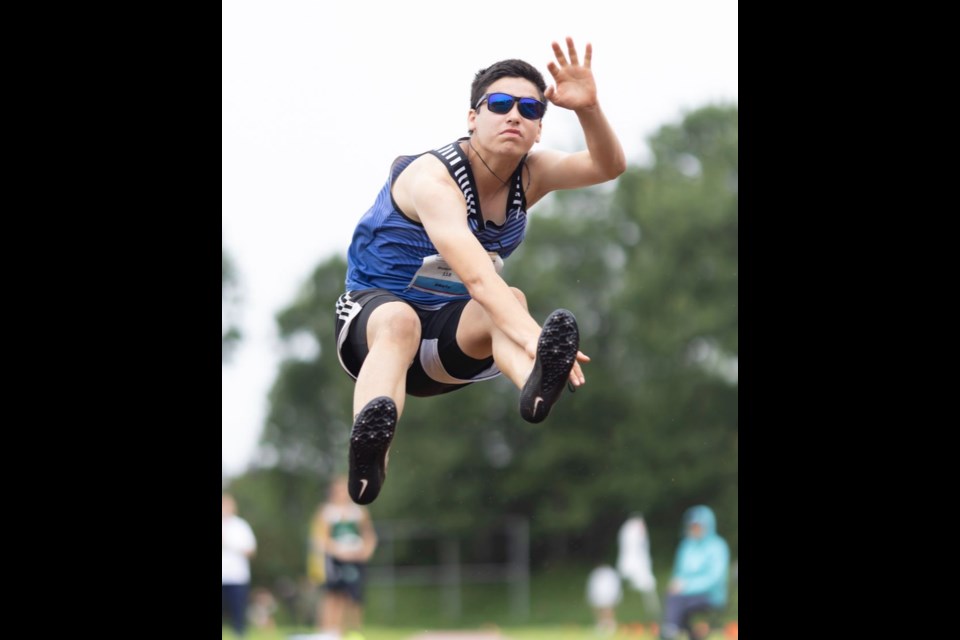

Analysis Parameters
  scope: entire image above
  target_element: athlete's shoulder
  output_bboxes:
[397,141,464,188]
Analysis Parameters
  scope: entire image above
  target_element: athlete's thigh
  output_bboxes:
[335,289,419,379]
[451,298,496,359]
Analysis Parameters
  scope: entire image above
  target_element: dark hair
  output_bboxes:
[470,59,547,114]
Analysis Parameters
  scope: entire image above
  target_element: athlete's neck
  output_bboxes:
[467,139,511,191]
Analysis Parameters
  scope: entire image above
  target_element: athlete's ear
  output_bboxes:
[468,109,477,137]
[535,119,542,143]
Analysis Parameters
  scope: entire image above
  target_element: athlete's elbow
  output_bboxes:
[464,276,488,300]
[607,153,627,179]
[593,156,626,183]
[464,275,501,306]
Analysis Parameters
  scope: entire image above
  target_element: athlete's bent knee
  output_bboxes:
[509,287,528,308]
[369,304,421,350]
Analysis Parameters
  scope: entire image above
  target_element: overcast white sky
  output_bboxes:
[222,0,738,478]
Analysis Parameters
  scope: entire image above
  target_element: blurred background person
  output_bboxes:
[617,513,660,619]
[222,492,257,638]
[586,564,622,635]
[659,505,729,640]
[309,475,378,640]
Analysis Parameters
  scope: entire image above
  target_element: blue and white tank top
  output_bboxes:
[345,137,528,308]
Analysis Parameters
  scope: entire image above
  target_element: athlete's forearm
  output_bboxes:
[576,103,626,180]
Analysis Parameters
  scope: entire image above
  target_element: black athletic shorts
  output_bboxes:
[323,556,367,603]
[334,288,501,397]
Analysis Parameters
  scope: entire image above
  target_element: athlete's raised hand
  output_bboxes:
[544,37,598,111]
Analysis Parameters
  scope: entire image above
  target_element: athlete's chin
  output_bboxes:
[496,135,532,153]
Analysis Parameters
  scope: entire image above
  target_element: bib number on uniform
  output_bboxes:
[408,252,504,296]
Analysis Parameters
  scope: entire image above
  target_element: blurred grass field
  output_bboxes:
[222,625,735,640]
[224,564,737,640]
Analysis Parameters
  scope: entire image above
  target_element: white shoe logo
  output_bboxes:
[533,397,543,413]
[358,479,369,499]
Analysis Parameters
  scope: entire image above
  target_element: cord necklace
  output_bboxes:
[468,140,510,190]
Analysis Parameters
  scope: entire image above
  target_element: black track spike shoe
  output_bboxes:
[348,396,397,505]
[519,309,580,424]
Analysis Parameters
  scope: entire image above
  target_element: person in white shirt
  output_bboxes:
[222,492,257,638]
[617,514,661,618]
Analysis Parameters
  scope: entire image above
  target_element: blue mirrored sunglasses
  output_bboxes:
[475,92,546,120]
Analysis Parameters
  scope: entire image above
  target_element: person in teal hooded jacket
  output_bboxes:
[659,505,730,640]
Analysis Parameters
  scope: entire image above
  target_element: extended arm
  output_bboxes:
[404,165,588,387]
[529,38,626,201]
[413,170,543,352]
